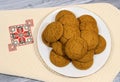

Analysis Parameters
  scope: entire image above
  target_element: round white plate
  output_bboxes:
[37,6,111,77]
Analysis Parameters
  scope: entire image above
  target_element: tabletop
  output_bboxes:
[0,0,120,82]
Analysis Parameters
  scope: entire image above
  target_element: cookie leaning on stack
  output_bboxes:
[42,10,106,70]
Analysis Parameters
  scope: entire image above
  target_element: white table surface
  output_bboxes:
[0,0,120,82]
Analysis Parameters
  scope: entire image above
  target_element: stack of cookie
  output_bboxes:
[42,10,106,70]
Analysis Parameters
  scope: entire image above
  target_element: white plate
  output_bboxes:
[37,6,111,77]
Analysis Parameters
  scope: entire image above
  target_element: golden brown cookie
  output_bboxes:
[71,24,81,37]
[63,25,76,39]
[60,36,68,44]
[59,24,80,44]
[65,37,87,60]
[63,25,80,39]
[52,41,64,56]
[50,50,70,67]
[57,14,79,26]
[81,30,98,50]
[55,10,76,21]
[42,22,63,43]
[79,50,94,62]
[80,22,98,34]
[72,59,93,70]
[95,35,106,54]
[78,15,98,33]
[78,15,97,23]
[42,33,51,47]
